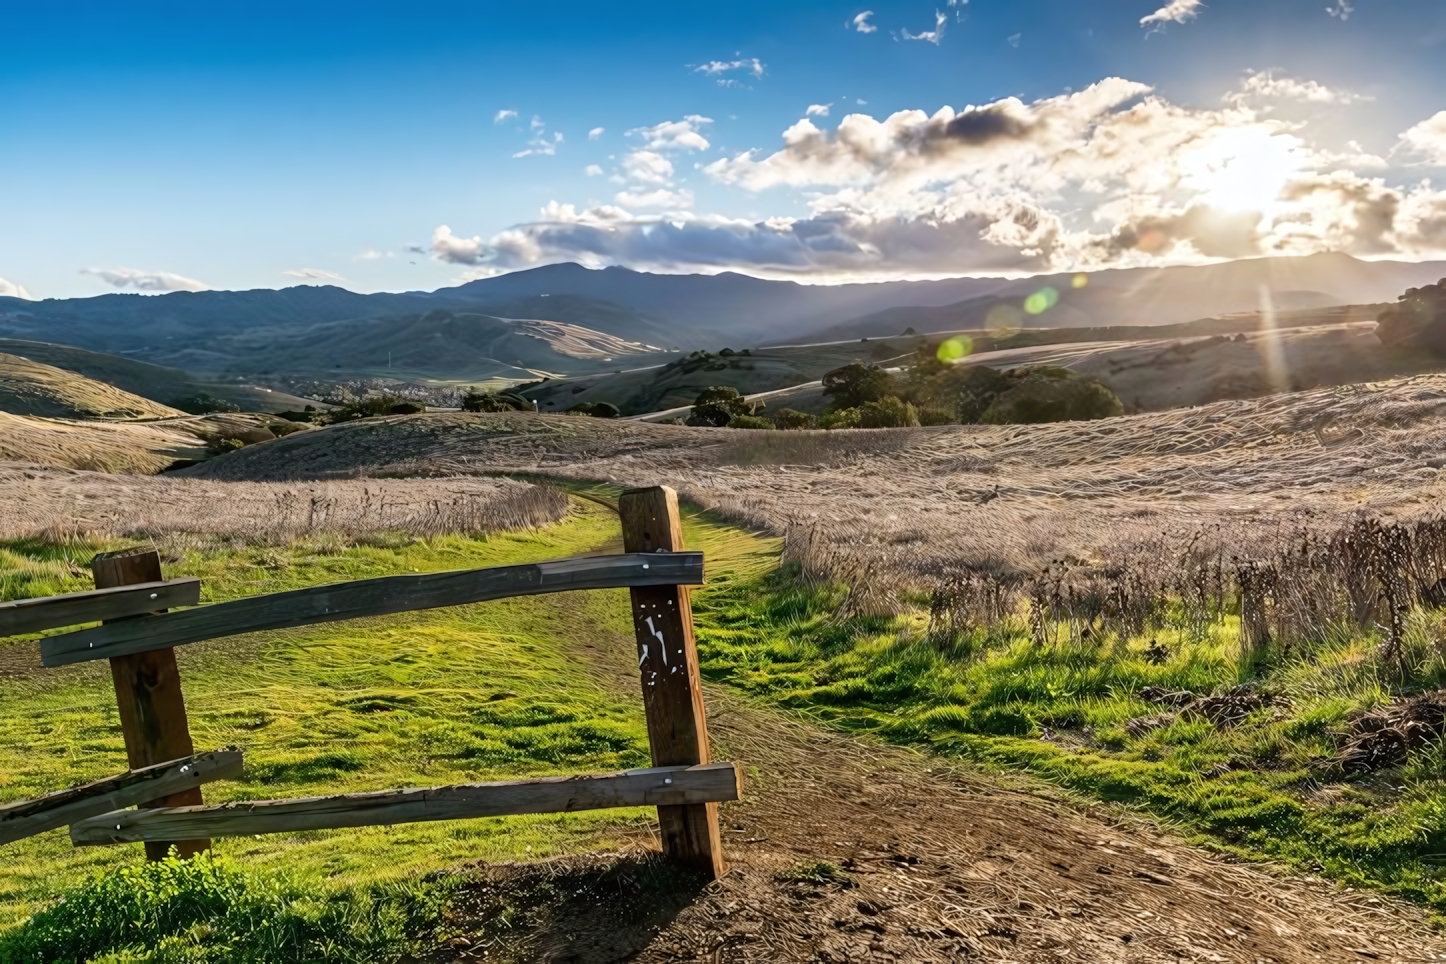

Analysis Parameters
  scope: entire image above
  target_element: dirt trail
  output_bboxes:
[431,615,1444,964]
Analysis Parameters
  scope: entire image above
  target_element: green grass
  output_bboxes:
[689,564,1446,919]
[0,496,774,961]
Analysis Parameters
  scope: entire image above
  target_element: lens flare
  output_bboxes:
[936,336,972,362]
[985,304,1024,335]
[1024,287,1059,315]
[1072,273,1089,289]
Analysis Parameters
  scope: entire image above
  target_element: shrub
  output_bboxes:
[461,390,530,413]
[1376,279,1446,353]
[168,393,240,415]
[858,395,920,428]
[566,401,621,418]
[687,386,761,427]
[821,363,896,411]
[327,396,428,423]
[772,408,818,430]
[727,414,774,429]
[205,436,246,456]
[818,407,862,430]
[980,368,1123,424]
[917,406,955,426]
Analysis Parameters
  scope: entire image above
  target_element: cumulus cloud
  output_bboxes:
[83,268,210,292]
[852,11,877,32]
[902,10,946,43]
[621,150,675,184]
[1401,111,1446,165]
[588,127,605,140]
[584,164,605,176]
[1229,70,1369,106]
[806,104,831,117]
[629,115,713,152]
[430,74,1446,281]
[0,278,33,300]
[431,225,487,265]
[493,109,518,124]
[1141,0,1203,29]
[283,268,345,281]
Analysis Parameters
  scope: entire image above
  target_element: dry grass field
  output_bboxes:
[0,353,185,420]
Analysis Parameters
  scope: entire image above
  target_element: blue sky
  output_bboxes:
[3,0,1445,299]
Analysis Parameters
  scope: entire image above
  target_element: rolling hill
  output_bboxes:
[4,255,1443,387]
[0,353,184,420]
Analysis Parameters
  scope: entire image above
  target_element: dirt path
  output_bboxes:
[430,615,1444,964]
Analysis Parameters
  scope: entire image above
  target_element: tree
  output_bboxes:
[980,368,1122,424]
[566,401,621,418]
[1376,279,1446,354]
[772,408,817,430]
[821,363,896,411]
[687,386,761,427]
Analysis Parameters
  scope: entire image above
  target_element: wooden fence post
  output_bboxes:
[93,548,210,861]
[617,486,726,879]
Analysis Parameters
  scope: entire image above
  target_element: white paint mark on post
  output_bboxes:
[644,615,668,665]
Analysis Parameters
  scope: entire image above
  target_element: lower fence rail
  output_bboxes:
[71,762,741,846]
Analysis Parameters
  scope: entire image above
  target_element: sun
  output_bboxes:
[1181,127,1306,215]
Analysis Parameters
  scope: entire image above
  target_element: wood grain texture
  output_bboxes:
[618,486,727,879]
[0,750,242,846]
[44,552,705,667]
[0,578,201,638]
[70,763,740,846]
[94,548,209,860]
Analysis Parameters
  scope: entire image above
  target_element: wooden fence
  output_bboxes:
[0,486,735,878]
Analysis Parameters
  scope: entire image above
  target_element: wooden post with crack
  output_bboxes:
[617,486,726,879]
[93,548,210,861]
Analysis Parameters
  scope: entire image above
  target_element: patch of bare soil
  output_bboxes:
[425,620,1444,964]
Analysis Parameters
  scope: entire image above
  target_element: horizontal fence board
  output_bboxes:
[0,750,242,847]
[0,578,202,639]
[71,762,739,845]
[42,552,703,668]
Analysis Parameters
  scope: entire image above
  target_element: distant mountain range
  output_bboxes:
[1,253,1442,382]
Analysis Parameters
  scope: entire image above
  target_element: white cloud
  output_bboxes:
[431,225,487,265]
[806,104,831,117]
[434,74,1446,281]
[283,268,345,281]
[614,188,694,209]
[902,10,946,44]
[1007,32,1022,48]
[530,115,545,132]
[852,11,878,33]
[352,248,396,261]
[584,163,605,176]
[1230,70,1369,105]
[0,278,33,300]
[1401,111,1446,165]
[515,130,564,158]
[83,268,210,292]
[622,150,675,184]
[629,115,713,152]
[1326,0,1354,19]
[493,109,518,124]
[694,58,765,80]
[1140,0,1203,29]
[588,127,605,140]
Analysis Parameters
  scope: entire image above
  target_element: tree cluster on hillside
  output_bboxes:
[1375,278,1446,354]
[681,350,1121,430]
[461,389,532,413]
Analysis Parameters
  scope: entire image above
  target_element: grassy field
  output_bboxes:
[4,482,1446,959]
[691,564,1446,918]
[0,497,776,961]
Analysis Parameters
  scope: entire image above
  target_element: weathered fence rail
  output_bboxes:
[0,486,734,878]
[40,552,704,667]
[71,762,739,846]
[0,750,242,846]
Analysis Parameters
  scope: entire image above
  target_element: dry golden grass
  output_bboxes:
[0,465,569,544]
[0,352,185,420]
[170,371,1446,642]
